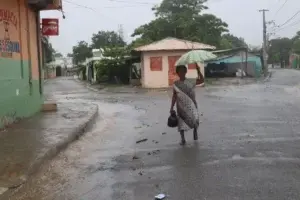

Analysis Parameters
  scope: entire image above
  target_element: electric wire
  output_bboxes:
[274,0,288,17]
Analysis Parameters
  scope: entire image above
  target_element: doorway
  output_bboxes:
[56,66,62,76]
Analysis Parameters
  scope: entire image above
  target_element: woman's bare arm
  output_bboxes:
[195,63,204,85]
[170,89,177,112]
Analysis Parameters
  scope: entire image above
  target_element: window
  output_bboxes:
[150,56,163,71]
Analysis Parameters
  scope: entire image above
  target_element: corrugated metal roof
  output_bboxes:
[212,47,247,54]
[134,37,215,52]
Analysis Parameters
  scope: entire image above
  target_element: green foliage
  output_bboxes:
[268,38,292,65]
[42,36,55,63]
[130,0,228,48]
[72,41,92,65]
[292,39,300,54]
[267,31,300,67]
[91,31,126,48]
[54,52,63,57]
[220,34,248,49]
[95,47,130,84]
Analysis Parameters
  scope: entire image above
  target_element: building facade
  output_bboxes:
[134,37,215,88]
[0,0,61,128]
[45,56,74,78]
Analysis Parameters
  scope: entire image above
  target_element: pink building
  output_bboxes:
[134,37,215,88]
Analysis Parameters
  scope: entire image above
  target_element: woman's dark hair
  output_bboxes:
[176,65,187,73]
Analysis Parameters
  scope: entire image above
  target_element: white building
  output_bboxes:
[46,56,74,77]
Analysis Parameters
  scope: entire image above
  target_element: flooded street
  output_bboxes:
[5,69,300,200]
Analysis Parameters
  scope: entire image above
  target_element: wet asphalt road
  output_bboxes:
[6,69,300,200]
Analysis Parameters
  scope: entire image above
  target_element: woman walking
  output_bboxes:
[170,64,204,145]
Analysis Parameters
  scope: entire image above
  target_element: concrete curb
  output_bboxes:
[28,104,98,177]
[0,103,98,198]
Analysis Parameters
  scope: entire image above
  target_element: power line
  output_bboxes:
[109,0,155,5]
[62,0,124,23]
[274,0,288,17]
[64,0,152,9]
[63,0,96,11]
[274,17,300,33]
[277,10,300,27]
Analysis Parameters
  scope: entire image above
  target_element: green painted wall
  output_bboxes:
[0,59,43,128]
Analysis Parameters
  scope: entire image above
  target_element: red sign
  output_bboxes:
[42,18,59,36]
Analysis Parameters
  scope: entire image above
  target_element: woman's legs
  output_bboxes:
[193,128,198,140]
[180,130,186,145]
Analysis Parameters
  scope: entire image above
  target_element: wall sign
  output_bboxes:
[0,9,20,58]
[42,18,59,36]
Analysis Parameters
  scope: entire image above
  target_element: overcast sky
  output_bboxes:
[41,0,300,55]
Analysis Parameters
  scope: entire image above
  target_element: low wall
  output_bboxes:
[44,68,56,79]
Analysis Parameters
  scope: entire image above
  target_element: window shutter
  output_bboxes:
[150,57,162,71]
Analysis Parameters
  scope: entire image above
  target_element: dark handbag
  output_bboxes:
[168,110,178,128]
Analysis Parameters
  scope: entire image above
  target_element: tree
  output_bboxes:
[54,52,63,57]
[292,31,300,42]
[95,47,130,83]
[220,34,248,49]
[91,31,126,49]
[249,45,262,54]
[291,31,300,54]
[42,36,55,63]
[268,38,292,67]
[72,41,92,65]
[67,53,73,57]
[153,0,208,19]
[131,0,228,48]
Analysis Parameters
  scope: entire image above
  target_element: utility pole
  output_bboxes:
[118,24,124,42]
[259,9,269,77]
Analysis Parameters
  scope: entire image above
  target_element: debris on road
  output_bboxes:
[130,166,137,171]
[132,155,139,160]
[147,150,160,156]
[152,150,160,155]
[136,138,148,144]
[155,194,166,199]
[162,132,166,135]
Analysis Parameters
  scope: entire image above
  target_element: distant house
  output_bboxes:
[45,56,74,78]
[84,47,130,83]
[134,37,215,88]
[206,48,263,78]
[83,49,106,83]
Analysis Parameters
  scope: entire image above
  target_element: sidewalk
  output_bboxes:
[0,79,98,194]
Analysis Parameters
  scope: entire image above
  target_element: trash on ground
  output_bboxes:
[136,138,148,144]
[155,194,166,199]
[132,155,139,160]
[162,132,166,135]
